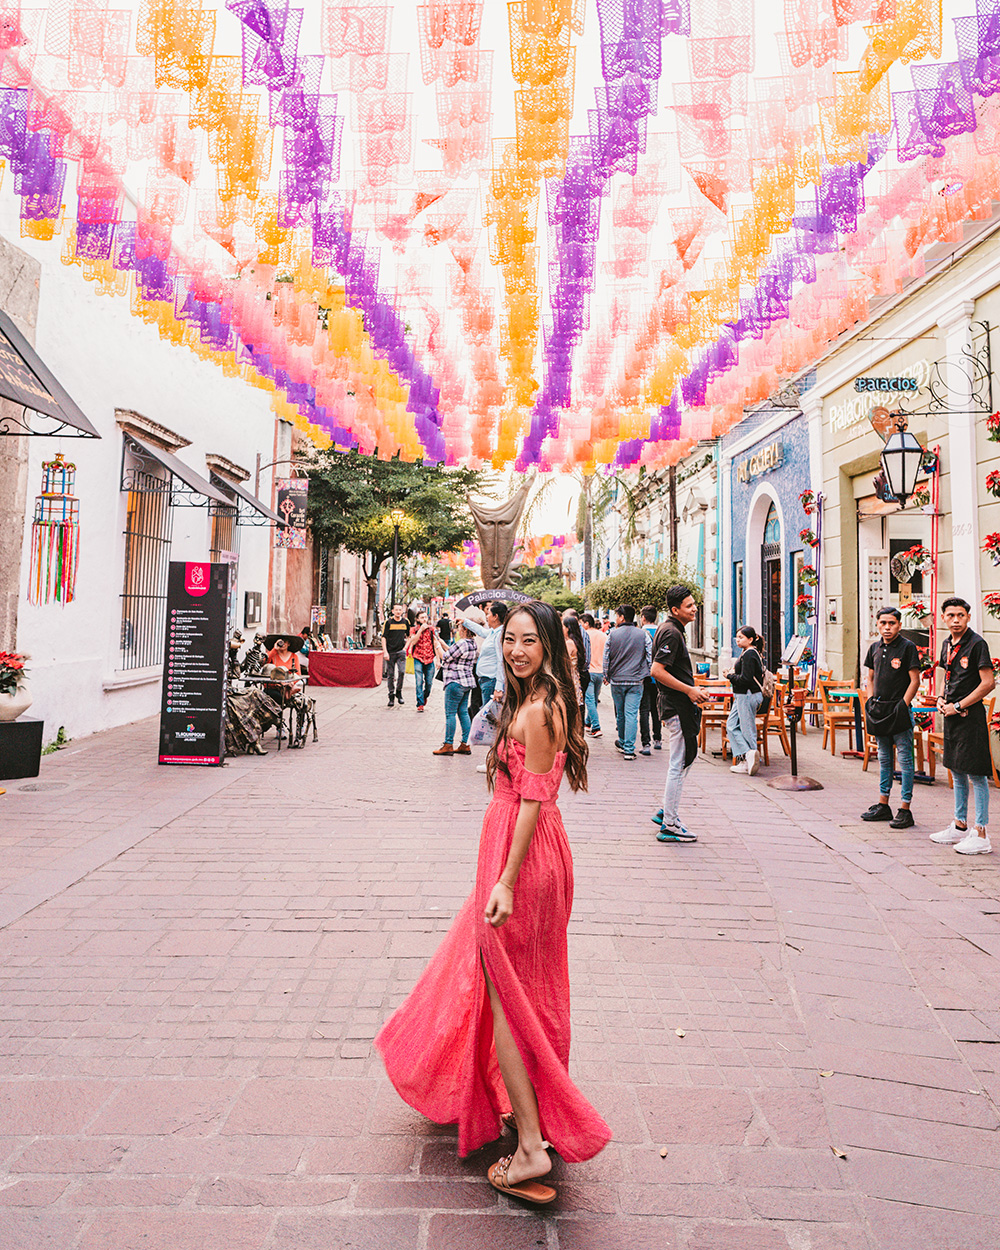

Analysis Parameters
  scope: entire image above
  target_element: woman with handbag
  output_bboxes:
[724,626,765,776]
[376,601,610,1203]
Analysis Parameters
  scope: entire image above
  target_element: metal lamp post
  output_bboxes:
[880,415,925,506]
[389,508,406,608]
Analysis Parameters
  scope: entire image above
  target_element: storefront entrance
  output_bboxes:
[761,503,782,671]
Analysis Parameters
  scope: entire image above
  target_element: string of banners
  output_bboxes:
[0,1,997,469]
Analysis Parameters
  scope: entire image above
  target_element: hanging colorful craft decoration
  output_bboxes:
[28,453,81,605]
[0,1,998,470]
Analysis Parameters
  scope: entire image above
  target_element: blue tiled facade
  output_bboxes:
[725,411,812,653]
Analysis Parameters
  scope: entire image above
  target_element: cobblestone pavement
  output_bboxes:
[1,686,998,1249]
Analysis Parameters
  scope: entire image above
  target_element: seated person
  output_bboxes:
[264,634,305,698]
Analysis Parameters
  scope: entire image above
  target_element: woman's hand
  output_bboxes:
[484,881,514,928]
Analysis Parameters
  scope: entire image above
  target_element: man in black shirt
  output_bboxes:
[929,597,995,854]
[382,603,410,706]
[860,607,921,828]
[650,585,707,843]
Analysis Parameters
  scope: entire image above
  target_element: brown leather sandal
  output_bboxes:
[488,1154,556,1205]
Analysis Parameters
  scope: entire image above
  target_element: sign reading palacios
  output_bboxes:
[829,360,932,434]
[736,439,784,483]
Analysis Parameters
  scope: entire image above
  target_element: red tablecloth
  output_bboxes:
[308,650,383,688]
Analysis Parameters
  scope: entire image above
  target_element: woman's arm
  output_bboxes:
[484,702,559,928]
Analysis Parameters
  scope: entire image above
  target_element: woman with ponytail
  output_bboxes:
[724,625,765,775]
[376,601,610,1203]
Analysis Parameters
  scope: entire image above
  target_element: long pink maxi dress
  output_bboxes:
[375,738,611,1162]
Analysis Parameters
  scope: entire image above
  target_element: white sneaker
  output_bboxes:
[930,822,966,844]
[955,830,992,855]
[730,760,747,774]
[476,763,488,774]
[746,749,759,776]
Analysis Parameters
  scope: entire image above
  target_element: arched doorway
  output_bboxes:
[761,502,782,671]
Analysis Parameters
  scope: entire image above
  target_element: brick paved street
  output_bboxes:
[1,686,999,1249]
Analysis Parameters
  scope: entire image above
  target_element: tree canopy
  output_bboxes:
[583,563,703,613]
[307,449,481,628]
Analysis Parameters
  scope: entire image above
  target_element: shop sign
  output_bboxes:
[274,477,308,549]
[854,376,920,393]
[159,561,231,767]
[830,360,931,434]
[736,439,784,483]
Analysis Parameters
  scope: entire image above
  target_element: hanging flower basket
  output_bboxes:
[799,564,818,587]
[988,412,1000,443]
[986,593,1000,620]
[799,489,816,515]
[986,470,1000,499]
[795,592,813,608]
[798,527,819,548]
[983,533,1000,567]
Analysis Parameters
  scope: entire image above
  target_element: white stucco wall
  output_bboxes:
[6,198,278,741]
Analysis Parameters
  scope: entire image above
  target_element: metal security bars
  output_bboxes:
[209,499,240,562]
[120,468,173,670]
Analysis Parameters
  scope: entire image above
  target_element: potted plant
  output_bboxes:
[798,527,819,547]
[986,470,1000,498]
[901,599,931,627]
[988,411,1000,443]
[799,564,819,587]
[799,489,816,515]
[984,592,1000,620]
[0,651,31,722]
[983,533,1000,567]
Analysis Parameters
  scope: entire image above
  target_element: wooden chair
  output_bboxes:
[799,668,831,735]
[699,686,732,754]
[860,688,881,773]
[764,682,792,758]
[820,680,860,756]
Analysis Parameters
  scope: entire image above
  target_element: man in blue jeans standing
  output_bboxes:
[650,586,706,842]
[860,607,921,828]
[603,604,651,761]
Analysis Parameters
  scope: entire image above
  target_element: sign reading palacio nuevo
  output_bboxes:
[736,440,784,483]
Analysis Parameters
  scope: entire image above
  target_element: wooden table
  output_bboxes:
[307,650,383,688]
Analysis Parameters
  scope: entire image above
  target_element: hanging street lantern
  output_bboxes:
[879,413,925,506]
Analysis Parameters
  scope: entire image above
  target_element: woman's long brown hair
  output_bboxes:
[486,601,588,793]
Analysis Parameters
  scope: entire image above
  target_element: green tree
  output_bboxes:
[405,560,478,602]
[583,562,703,613]
[509,565,583,613]
[307,449,481,635]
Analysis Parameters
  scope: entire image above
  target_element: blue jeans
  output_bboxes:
[585,673,603,730]
[612,682,643,753]
[444,682,472,745]
[413,658,435,708]
[877,711,914,804]
[662,714,694,829]
[953,771,989,828]
[478,675,496,706]
[727,692,762,758]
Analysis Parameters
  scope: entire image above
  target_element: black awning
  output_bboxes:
[0,310,100,437]
[125,433,231,505]
[216,475,288,526]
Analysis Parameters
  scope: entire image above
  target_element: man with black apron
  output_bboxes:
[860,607,921,828]
[929,597,995,854]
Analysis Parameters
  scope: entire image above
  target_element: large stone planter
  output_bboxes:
[0,679,31,722]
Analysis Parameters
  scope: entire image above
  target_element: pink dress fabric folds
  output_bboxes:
[375,738,611,1162]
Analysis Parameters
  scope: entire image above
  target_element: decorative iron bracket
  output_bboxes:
[120,435,212,508]
[892,321,993,420]
[0,404,99,437]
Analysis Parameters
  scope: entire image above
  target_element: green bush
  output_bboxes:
[535,587,584,613]
[583,563,703,613]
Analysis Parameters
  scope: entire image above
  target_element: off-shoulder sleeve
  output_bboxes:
[505,745,562,802]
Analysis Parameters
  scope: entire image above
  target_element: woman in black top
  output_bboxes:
[724,626,765,776]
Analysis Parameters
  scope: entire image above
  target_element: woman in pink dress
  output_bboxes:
[376,600,610,1204]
